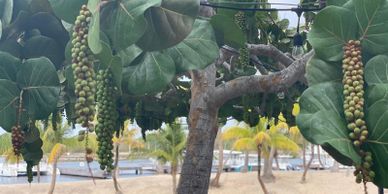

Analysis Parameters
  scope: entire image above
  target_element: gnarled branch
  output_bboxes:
[213,50,314,107]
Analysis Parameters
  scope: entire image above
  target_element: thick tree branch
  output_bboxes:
[248,44,294,66]
[213,50,314,107]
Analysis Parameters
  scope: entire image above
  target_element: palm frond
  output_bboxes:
[254,131,271,145]
[48,143,66,164]
[271,135,300,153]
[223,126,253,140]
[232,138,256,151]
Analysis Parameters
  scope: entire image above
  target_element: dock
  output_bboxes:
[59,168,109,179]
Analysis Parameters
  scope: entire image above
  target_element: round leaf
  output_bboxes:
[210,14,246,48]
[0,79,19,132]
[124,52,175,95]
[101,0,161,51]
[0,51,21,81]
[87,0,102,54]
[23,35,63,69]
[136,0,200,51]
[296,82,361,165]
[167,19,219,73]
[350,0,388,55]
[17,57,60,120]
[306,56,342,86]
[308,6,357,62]
[48,0,87,24]
[364,55,388,84]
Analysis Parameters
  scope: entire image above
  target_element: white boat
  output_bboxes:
[0,161,59,177]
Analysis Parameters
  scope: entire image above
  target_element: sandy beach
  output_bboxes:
[0,170,385,194]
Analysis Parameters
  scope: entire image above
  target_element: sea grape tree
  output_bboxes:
[297,0,388,188]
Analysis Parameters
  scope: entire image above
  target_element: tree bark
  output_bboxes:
[177,45,313,193]
[317,146,325,169]
[210,129,224,187]
[177,65,219,194]
[242,151,249,173]
[301,144,315,182]
[257,146,269,194]
[172,165,178,194]
[113,143,123,194]
[48,159,58,194]
[274,150,280,170]
[262,146,275,181]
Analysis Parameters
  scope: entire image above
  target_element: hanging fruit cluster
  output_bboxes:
[234,11,249,69]
[95,69,118,171]
[234,11,247,33]
[11,125,24,156]
[342,40,374,183]
[71,5,96,128]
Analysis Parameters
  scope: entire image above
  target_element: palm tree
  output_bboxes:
[147,122,186,194]
[223,116,299,194]
[47,143,66,194]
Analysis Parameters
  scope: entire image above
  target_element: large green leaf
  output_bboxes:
[167,20,219,73]
[22,35,63,68]
[124,52,175,95]
[306,56,342,86]
[296,82,361,165]
[365,84,388,188]
[136,0,200,51]
[349,0,388,55]
[87,0,102,54]
[0,51,21,81]
[118,45,143,67]
[48,0,87,24]
[326,0,349,6]
[364,55,388,84]
[0,79,19,132]
[17,57,60,120]
[307,6,357,62]
[101,0,161,52]
[0,0,13,25]
[210,14,246,48]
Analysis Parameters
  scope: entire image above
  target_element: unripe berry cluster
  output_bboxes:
[71,5,96,128]
[95,70,118,172]
[342,40,374,183]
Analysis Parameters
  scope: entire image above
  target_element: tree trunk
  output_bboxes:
[47,159,58,194]
[301,144,315,183]
[37,163,41,183]
[211,129,224,187]
[172,165,178,194]
[177,65,219,194]
[317,146,325,169]
[257,146,269,194]
[302,141,306,169]
[242,151,249,173]
[113,143,123,194]
[274,150,280,170]
[262,146,275,181]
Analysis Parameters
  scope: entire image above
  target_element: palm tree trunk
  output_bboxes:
[301,144,315,182]
[274,150,280,170]
[302,140,306,169]
[317,146,325,169]
[172,165,178,194]
[242,151,249,173]
[262,146,275,181]
[48,159,58,194]
[37,163,41,183]
[211,130,224,187]
[257,146,268,194]
[113,143,123,194]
